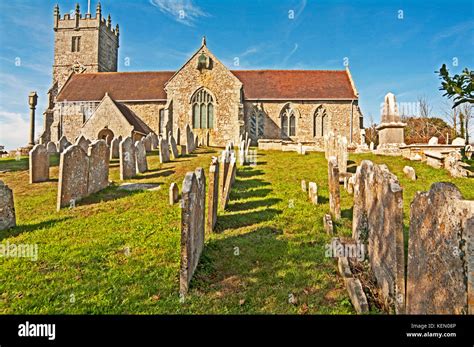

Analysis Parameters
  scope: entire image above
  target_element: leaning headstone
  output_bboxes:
[180,170,205,295]
[403,166,416,181]
[46,141,57,154]
[75,135,91,153]
[194,135,199,149]
[0,181,16,230]
[168,132,179,159]
[29,144,49,183]
[220,154,236,210]
[87,140,110,194]
[406,182,474,314]
[328,156,341,220]
[57,145,89,210]
[110,137,120,160]
[308,182,318,204]
[135,140,148,173]
[207,158,219,233]
[169,182,179,205]
[428,136,438,145]
[352,160,405,313]
[58,136,71,152]
[119,137,136,180]
[159,137,170,163]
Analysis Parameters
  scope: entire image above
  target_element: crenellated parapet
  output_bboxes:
[53,2,119,38]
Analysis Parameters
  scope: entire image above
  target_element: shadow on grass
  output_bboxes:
[133,169,174,180]
[76,184,147,206]
[0,217,72,241]
[226,198,282,212]
[191,226,288,291]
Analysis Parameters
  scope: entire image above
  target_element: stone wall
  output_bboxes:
[165,45,243,147]
[244,100,362,148]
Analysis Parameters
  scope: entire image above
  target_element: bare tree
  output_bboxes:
[459,103,473,144]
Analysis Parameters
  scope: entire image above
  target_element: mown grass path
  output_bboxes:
[0,149,472,314]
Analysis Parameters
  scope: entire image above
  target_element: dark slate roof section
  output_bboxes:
[111,98,153,135]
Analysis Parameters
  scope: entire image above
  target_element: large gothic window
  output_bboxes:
[280,105,296,137]
[191,88,214,129]
[313,106,328,137]
[250,110,265,138]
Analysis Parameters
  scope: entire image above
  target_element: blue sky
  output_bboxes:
[0,0,473,150]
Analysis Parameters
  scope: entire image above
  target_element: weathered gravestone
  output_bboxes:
[337,136,348,174]
[143,135,152,152]
[207,157,219,233]
[195,167,206,240]
[195,135,199,149]
[220,154,236,210]
[150,133,159,149]
[403,166,416,181]
[119,137,136,180]
[168,132,179,159]
[110,137,120,160]
[352,160,405,313]
[29,144,49,183]
[87,140,110,194]
[186,124,194,153]
[238,141,245,165]
[180,169,206,295]
[46,141,57,154]
[75,135,91,153]
[169,182,179,205]
[406,182,474,314]
[219,150,230,196]
[301,179,307,192]
[159,137,170,163]
[180,145,187,156]
[58,136,71,152]
[308,182,318,204]
[328,156,341,220]
[135,140,148,173]
[428,136,438,145]
[57,145,89,210]
[0,180,16,230]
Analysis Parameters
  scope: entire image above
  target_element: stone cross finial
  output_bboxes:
[202,36,206,46]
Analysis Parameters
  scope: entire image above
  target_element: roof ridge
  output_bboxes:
[231,69,347,72]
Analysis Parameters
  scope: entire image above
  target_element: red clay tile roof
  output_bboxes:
[57,69,357,102]
[56,71,174,102]
[231,70,357,100]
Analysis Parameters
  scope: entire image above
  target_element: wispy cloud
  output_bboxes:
[0,110,29,150]
[282,43,299,66]
[432,21,474,44]
[149,0,209,27]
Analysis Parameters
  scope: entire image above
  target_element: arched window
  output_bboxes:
[289,115,296,136]
[280,104,296,137]
[257,112,264,137]
[159,109,166,137]
[191,88,214,129]
[281,114,288,137]
[313,106,328,137]
[322,112,327,137]
[250,112,257,137]
[249,110,265,138]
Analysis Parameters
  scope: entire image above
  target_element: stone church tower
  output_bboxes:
[42,2,119,142]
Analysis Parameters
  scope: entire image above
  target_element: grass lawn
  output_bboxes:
[0,149,472,314]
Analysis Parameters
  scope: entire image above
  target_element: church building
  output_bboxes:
[41,3,364,149]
